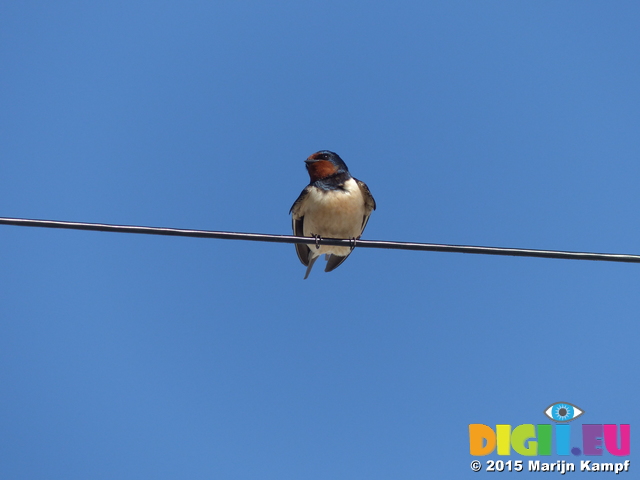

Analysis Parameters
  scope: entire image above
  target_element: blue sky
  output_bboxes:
[1,2,638,478]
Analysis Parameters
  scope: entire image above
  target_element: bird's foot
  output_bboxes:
[349,237,358,251]
[312,234,322,249]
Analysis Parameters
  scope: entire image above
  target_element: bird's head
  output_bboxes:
[304,151,349,182]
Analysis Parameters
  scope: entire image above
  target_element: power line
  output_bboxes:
[1,216,639,264]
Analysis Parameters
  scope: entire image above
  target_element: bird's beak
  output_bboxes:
[304,157,318,165]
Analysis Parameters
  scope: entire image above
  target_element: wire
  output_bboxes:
[1,216,639,264]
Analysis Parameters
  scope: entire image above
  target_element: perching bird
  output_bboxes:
[290,150,376,279]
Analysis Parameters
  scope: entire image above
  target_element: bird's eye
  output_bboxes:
[543,402,584,422]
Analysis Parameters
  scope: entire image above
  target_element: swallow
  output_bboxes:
[290,150,376,279]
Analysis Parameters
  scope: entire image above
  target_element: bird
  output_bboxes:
[290,150,376,279]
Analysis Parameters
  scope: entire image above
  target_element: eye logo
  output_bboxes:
[470,402,630,457]
[543,402,584,422]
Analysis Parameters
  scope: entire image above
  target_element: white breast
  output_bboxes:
[301,178,365,256]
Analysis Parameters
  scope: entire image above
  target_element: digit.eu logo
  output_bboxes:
[469,402,630,457]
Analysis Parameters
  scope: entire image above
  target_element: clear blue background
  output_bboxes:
[1,2,638,478]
